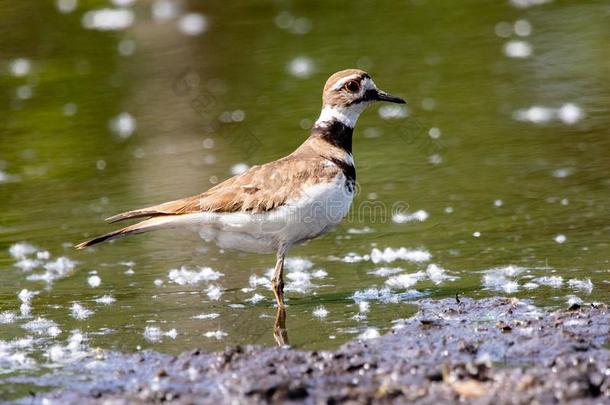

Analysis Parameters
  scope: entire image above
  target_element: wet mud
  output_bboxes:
[10,297,610,404]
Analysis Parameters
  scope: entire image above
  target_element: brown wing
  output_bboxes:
[106,155,340,223]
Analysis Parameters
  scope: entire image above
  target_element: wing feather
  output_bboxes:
[106,155,341,223]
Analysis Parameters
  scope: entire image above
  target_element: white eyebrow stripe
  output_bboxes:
[362,77,376,91]
[331,74,363,90]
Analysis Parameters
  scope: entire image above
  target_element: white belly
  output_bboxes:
[184,174,354,254]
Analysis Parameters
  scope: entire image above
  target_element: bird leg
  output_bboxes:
[273,306,289,346]
[271,250,286,308]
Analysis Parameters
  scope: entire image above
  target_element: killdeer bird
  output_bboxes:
[76,69,405,308]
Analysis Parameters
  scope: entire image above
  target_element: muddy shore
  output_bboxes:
[12,297,610,404]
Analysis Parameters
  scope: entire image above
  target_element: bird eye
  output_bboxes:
[344,80,360,93]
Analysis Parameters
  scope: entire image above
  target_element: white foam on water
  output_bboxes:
[426,264,458,284]
[8,58,31,77]
[178,13,208,36]
[203,330,227,340]
[285,257,313,272]
[56,0,78,14]
[152,0,179,21]
[370,247,431,264]
[46,331,90,363]
[557,103,584,124]
[358,327,380,340]
[386,271,426,289]
[111,0,135,6]
[514,104,584,125]
[346,227,374,234]
[552,168,573,178]
[392,210,429,224]
[340,252,370,263]
[482,265,527,293]
[504,40,532,58]
[568,278,593,294]
[109,112,136,138]
[368,267,403,277]
[192,313,220,320]
[18,289,39,317]
[566,295,583,307]
[246,294,265,304]
[14,258,42,271]
[0,339,37,371]
[87,275,101,288]
[378,105,409,119]
[143,326,177,343]
[0,311,16,324]
[94,295,116,305]
[168,266,223,285]
[248,258,321,294]
[351,287,424,303]
[27,257,77,283]
[533,276,563,288]
[22,317,60,336]
[82,8,134,31]
[313,306,328,319]
[311,269,327,279]
[205,285,223,301]
[510,0,553,9]
[230,163,249,176]
[285,270,316,293]
[70,303,93,320]
[249,274,271,289]
[9,243,38,259]
[287,56,315,79]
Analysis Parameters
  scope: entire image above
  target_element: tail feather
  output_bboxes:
[75,216,179,249]
[105,210,166,223]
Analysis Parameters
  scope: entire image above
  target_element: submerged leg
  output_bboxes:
[271,247,286,308]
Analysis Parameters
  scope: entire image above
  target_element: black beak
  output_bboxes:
[375,89,406,104]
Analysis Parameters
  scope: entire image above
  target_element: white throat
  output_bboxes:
[314,104,368,128]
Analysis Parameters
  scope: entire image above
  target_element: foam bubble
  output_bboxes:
[246,293,265,304]
[504,40,532,58]
[94,295,116,305]
[109,112,136,138]
[313,306,328,319]
[568,278,593,294]
[9,58,31,77]
[70,303,93,320]
[192,313,220,320]
[358,327,380,340]
[82,8,134,31]
[178,13,208,36]
[533,276,563,288]
[168,266,223,285]
[87,275,101,288]
[230,163,249,175]
[386,271,426,289]
[9,243,38,259]
[205,285,223,301]
[143,326,177,342]
[370,247,431,264]
[392,210,429,224]
[203,330,227,340]
[287,57,314,79]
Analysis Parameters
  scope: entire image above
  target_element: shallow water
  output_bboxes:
[0,0,609,399]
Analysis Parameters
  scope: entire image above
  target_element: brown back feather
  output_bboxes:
[106,146,344,223]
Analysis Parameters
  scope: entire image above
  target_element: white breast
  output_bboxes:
[182,173,354,254]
